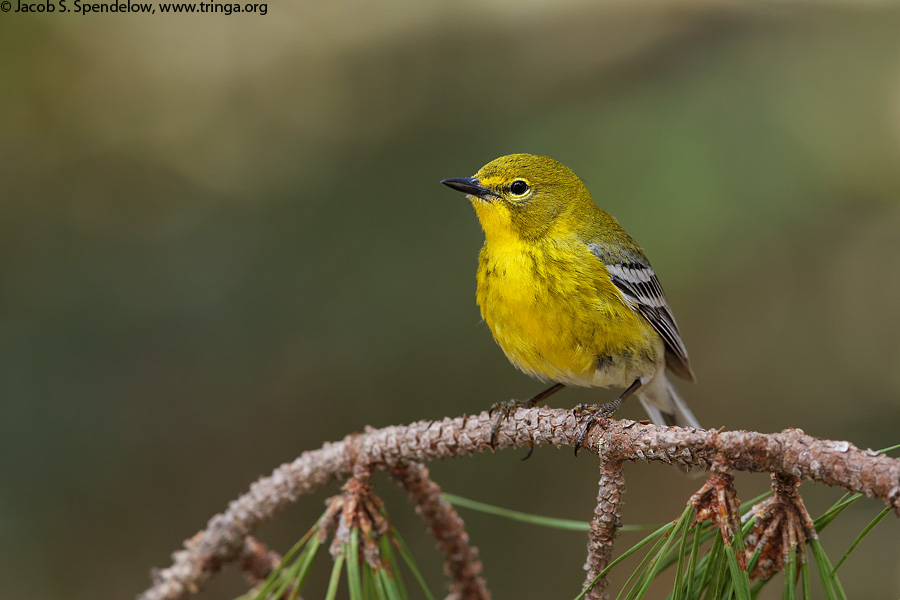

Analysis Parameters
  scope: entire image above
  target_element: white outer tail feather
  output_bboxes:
[638,375,700,429]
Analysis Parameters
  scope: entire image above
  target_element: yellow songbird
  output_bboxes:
[442,154,699,449]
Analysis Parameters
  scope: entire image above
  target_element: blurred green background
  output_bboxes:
[2,2,900,598]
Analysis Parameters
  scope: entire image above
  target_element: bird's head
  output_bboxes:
[442,154,594,243]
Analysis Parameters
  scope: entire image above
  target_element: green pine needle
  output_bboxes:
[671,513,694,600]
[444,492,660,532]
[725,522,751,600]
[630,506,694,599]
[833,505,891,573]
[389,529,437,600]
[363,562,375,598]
[346,529,363,600]
[809,537,842,600]
[740,491,774,514]
[378,534,409,600]
[247,523,319,600]
[616,532,671,600]
[876,443,900,454]
[324,553,344,600]
[576,519,678,600]
[683,521,703,599]
[814,492,862,532]
[783,545,797,600]
[696,533,725,597]
[801,560,811,600]
[240,446,898,600]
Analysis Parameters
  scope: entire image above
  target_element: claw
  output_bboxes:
[571,380,642,456]
[573,417,600,456]
[573,404,615,456]
[487,383,566,451]
[489,400,520,448]
[521,443,535,461]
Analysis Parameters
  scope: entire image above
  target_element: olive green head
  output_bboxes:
[441,154,599,243]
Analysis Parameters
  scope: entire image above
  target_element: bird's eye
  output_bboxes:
[509,180,529,196]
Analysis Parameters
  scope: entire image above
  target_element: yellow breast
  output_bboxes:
[475,237,662,388]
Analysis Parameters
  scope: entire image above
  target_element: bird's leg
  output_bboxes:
[526,382,566,407]
[489,383,565,450]
[573,379,643,455]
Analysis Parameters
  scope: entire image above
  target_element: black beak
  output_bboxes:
[440,177,500,200]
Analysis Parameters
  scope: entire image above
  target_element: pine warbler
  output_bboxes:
[442,154,699,449]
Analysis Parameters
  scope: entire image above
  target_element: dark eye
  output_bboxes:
[509,180,529,196]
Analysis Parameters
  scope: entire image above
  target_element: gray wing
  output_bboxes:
[588,243,695,382]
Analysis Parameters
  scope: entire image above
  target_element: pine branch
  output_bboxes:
[138,408,900,600]
[582,459,626,599]
[238,537,282,584]
[390,461,490,600]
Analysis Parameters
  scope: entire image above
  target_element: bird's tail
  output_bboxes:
[637,374,700,429]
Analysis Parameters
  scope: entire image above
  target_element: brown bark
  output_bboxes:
[139,409,900,600]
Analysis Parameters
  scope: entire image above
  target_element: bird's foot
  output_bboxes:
[488,398,533,449]
[489,383,565,458]
[572,400,621,456]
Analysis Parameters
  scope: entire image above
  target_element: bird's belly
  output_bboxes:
[476,247,662,388]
